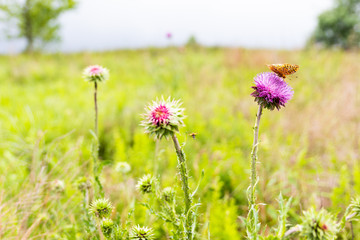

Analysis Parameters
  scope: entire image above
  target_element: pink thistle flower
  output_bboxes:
[83,65,109,83]
[251,72,293,110]
[142,97,185,139]
[166,32,172,39]
[151,104,171,126]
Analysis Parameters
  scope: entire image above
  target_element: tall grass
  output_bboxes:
[0,48,359,239]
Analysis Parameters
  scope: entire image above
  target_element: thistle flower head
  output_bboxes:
[141,97,185,139]
[115,161,131,174]
[251,72,293,110]
[136,174,156,194]
[161,187,176,203]
[75,176,91,192]
[130,225,154,240]
[83,65,109,83]
[89,198,113,219]
[101,218,114,238]
[300,208,340,240]
[50,179,65,193]
[347,196,360,221]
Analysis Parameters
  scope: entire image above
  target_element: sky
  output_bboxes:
[0,0,334,53]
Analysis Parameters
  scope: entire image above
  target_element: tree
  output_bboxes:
[0,0,77,53]
[310,0,360,49]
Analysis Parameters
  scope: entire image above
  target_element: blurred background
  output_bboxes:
[0,0,359,239]
[0,0,338,53]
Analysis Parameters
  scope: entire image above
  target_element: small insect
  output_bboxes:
[267,64,299,79]
[189,133,198,139]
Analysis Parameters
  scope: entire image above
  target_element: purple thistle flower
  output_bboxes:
[251,72,294,110]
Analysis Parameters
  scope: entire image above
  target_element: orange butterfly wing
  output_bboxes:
[267,64,299,79]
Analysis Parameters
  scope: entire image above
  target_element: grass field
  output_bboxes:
[0,47,359,239]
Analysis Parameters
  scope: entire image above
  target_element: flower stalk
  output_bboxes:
[245,71,294,239]
[250,105,262,205]
[83,65,109,197]
[172,133,193,239]
[94,81,98,137]
[172,134,192,211]
[141,97,197,239]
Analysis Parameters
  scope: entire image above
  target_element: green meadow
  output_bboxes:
[0,48,359,239]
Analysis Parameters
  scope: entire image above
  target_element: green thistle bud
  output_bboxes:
[300,208,340,240]
[161,187,176,203]
[89,198,113,219]
[101,218,114,238]
[75,176,91,192]
[130,225,154,240]
[115,161,131,174]
[346,196,360,221]
[136,174,155,194]
[141,97,185,139]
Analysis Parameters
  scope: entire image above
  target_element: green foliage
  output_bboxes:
[207,178,241,240]
[345,197,360,222]
[274,193,292,238]
[310,0,360,49]
[0,49,359,238]
[0,0,77,52]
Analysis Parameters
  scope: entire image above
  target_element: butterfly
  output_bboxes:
[267,64,299,79]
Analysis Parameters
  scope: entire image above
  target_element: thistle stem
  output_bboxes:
[93,81,103,196]
[94,82,98,137]
[250,105,263,205]
[171,134,192,239]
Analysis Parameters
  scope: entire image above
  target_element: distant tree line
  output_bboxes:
[310,0,360,49]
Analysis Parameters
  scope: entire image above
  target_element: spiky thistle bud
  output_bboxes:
[75,176,91,192]
[136,175,155,194]
[300,208,340,240]
[89,198,113,219]
[83,65,109,83]
[115,161,131,174]
[161,187,176,203]
[101,218,114,238]
[346,196,360,221]
[141,97,185,139]
[130,225,154,240]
